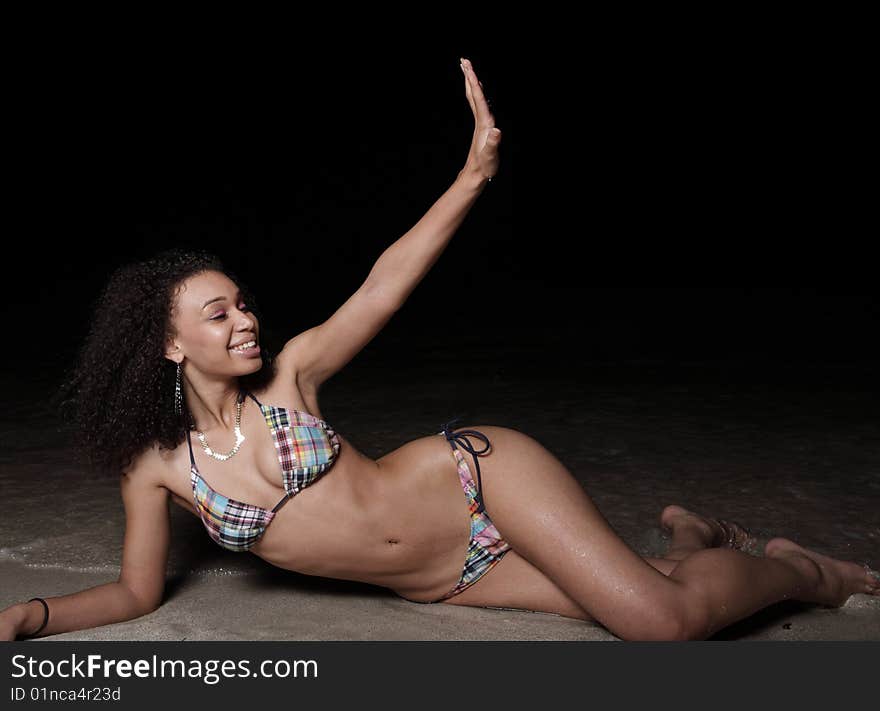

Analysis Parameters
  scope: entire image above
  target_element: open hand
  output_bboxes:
[459,58,501,184]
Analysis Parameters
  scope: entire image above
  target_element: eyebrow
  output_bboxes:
[201,290,242,310]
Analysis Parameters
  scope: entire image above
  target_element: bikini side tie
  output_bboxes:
[439,416,491,514]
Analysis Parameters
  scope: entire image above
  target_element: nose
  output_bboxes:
[236,309,257,331]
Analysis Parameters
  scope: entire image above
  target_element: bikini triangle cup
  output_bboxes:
[187,390,342,551]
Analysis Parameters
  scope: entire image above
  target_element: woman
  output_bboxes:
[2,58,878,643]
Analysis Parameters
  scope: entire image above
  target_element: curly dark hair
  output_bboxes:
[57,248,278,475]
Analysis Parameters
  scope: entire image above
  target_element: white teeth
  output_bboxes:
[230,340,256,352]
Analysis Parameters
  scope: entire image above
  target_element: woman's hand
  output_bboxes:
[0,604,26,641]
[459,58,501,185]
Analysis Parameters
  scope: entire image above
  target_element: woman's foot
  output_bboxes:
[660,504,755,557]
[764,537,880,607]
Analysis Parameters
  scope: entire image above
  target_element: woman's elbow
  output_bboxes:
[119,582,164,618]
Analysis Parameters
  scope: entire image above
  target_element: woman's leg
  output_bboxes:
[643,504,756,575]
[459,426,879,641]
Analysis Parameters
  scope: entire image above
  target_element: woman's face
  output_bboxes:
[166,270,262,377]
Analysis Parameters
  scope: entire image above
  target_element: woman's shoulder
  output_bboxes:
[121,439,183,488]
[249,373,323,419]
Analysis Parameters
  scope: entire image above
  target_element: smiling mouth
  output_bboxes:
[229,340,258,353]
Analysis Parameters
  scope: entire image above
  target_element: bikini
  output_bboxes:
[187,390,341,552]
[399,417,511,604]
[188,391,510,602]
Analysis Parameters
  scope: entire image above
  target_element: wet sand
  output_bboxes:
[2,346,878,641]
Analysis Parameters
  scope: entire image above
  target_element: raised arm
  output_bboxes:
[279,58,502,392]
[0,449,170,640]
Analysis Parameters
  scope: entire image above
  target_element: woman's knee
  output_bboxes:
[470,427,713,640]
[613,597,710,641]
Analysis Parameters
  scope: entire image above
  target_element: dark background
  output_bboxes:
[0,21,877,648]
[4,35,876,381]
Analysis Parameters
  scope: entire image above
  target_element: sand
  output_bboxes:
[2,352,878,641]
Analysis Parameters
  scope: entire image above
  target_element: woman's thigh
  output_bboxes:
[442,548,595,622]
[445,550,679,621]
[450,425,688,640]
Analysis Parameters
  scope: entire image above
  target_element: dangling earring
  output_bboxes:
[174,362,183,416]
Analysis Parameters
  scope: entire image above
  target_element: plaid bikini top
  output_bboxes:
[186,390,342,552]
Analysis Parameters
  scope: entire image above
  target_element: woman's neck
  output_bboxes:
[185,379,243,432]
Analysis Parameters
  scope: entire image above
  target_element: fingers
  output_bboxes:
[460,62,477,114]
[459,57,494,127]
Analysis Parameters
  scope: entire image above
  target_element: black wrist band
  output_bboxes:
[21,597,49,639]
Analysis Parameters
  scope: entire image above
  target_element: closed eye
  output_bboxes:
[211,305,249,321]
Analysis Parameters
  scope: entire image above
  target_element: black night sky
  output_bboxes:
[4,38,877,382]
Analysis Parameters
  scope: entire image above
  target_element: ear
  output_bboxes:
[165,336,184,365]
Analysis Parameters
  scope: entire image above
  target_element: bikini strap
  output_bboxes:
[271,492,292,513]
[440,417,491,514]
[243,389,263,407]
[185,428,197,468]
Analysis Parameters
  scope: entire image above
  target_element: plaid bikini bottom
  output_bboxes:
[399,418,511,604]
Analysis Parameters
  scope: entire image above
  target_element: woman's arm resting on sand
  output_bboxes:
[280,59,501,392]
[1,582,156,641]
[0,450,170,640]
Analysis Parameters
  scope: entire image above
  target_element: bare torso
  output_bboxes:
[158,377,473,602]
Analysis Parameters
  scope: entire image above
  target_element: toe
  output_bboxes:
[660,504,686,532]
[718,519,753,549]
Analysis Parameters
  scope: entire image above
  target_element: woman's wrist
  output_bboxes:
[456,163,492,191]
[14,600,46,638]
